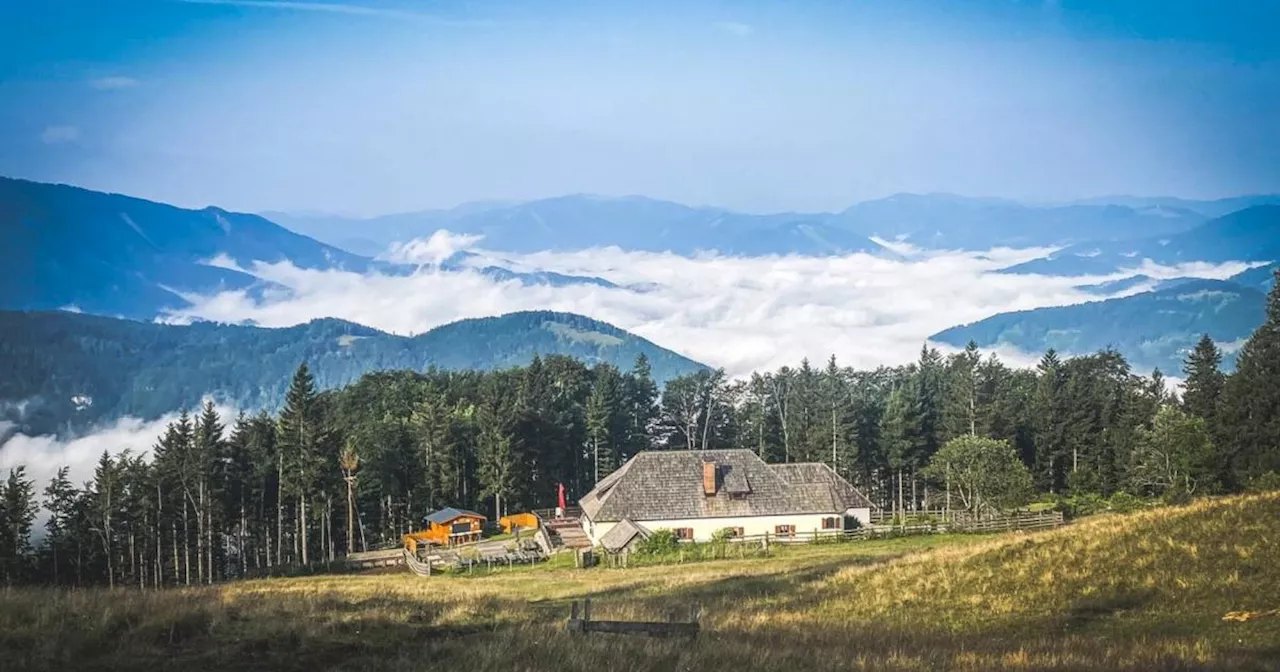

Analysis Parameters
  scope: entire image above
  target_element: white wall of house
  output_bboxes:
[585,509,871,545]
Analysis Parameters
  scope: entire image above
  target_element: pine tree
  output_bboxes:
[1033,350,1067,492]
[193,400,224,582]
[42,467,77,585]
[1219,268,1280,486]
[90,451,120,588]
[1182,334,1225,423]
[586,366,623,483]
[1,466,36,583]
[278,362,321,566]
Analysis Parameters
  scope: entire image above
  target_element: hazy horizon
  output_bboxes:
[3,0,1278,217]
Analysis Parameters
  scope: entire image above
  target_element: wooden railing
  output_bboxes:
[697,511,1064,546]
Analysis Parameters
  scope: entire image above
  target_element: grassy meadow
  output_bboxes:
[3,493,1279,671]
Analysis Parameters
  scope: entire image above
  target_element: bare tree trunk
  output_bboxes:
[300,496,309,566]
[896,470,904,529]
[171,520,179,587]
[276,453,284,567]
[182,498,191,585]
[345,478,355,555]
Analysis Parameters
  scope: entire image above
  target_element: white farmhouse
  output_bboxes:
[579,449,873,548]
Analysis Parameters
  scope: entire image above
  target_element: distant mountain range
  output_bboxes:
[0,177,375,320]
[833,193,1208,250]
[272,191,1277,258]
[272,194,893,258]
[930,278,1270,374]
[0,177,624,319]
[1001,205,1280,277]
[0,310,706,436]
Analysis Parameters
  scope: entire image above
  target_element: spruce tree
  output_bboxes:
[1219,268,1280,486]
[624,354,659,459]
[42,467,77,585]
[1182,334,1225,423]
[1,467,36,583]
[278,362,321,565]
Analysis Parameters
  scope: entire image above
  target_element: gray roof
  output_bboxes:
[425,507,486,525]
[598,518,651,553]
[580,450,873,523]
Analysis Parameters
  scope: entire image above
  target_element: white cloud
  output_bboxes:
[713,21,755,37]
[158,242,1151,377]
[0,402,238,518]
[91,76,139,90]
[383,230,485,265]
[40,125,80,144]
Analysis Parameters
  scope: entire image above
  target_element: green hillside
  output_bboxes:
[931,279,1267,372]
[3,494,1276,671]
[0,310,705,435]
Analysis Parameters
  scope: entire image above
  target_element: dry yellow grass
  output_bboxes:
[3,494,1279,671]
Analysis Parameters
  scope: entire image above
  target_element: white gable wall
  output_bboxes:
[585,508,871,545]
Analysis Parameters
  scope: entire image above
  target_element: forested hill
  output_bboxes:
[930,279,1267,373]
[0,177,374,320]
[0,309,706,436]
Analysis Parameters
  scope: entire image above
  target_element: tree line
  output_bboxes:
[2,271,1278,587]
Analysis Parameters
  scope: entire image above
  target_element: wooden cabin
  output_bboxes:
[499,512,540,535]
[413,507,487,548]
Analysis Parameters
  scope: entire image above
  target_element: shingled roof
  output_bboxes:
[580,449,872,523]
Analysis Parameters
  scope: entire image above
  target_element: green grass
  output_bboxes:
[3,494,1278,671]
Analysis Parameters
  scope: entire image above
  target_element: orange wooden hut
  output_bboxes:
[404,507,487,554]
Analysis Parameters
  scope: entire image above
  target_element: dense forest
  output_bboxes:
[0,309,706,435]
[1,270,1277,588]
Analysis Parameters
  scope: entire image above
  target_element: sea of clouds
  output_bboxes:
[0,233,1253,493]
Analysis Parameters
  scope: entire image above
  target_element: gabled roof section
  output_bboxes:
[599,518,651,553]
[579,449,868,522]
[769,463,874,510]
[425,507,486,525]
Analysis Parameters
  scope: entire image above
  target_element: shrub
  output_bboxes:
[635,529,679,556]
[1246,471,1280,493]
[1161,483,1193,506]
[1108,491,1145,514]
[1055,492,1107,519]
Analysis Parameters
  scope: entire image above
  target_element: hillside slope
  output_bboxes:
[835,192,1206,249]
[930,279,1268,372]
[0,177,373,319]
[276,194,893,257]
[3,494,1276,671]
[1003,205,1280,276]
[0,310,706,436]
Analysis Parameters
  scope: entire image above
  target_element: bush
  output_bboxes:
[635,529,679,556]
[1245,471,1280,493]
[1161,483,1193,506]
[710,527,737,544]
[1108,491,1145,514]
[1055,492,1107,519]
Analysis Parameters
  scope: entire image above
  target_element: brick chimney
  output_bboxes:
[702,461,717,495]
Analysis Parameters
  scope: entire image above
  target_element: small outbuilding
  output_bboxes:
[598,518,652,554]
[418,507,487,546]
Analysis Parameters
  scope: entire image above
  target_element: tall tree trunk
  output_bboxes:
[182,498,191,585]
[300,496,309,566]
[345,478,355,555]
[276,453,284,567]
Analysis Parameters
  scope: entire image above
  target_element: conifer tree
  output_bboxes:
[278,362,321,565]
[1,466,36,583]
[1182,334,1225,423]
[42,467,77,585]
[1219,268,1280,486]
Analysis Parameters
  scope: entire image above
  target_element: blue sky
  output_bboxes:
[2,0,1278,215]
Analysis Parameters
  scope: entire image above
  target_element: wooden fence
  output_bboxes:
[565,599,700,638]
[711,510,1064,546]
